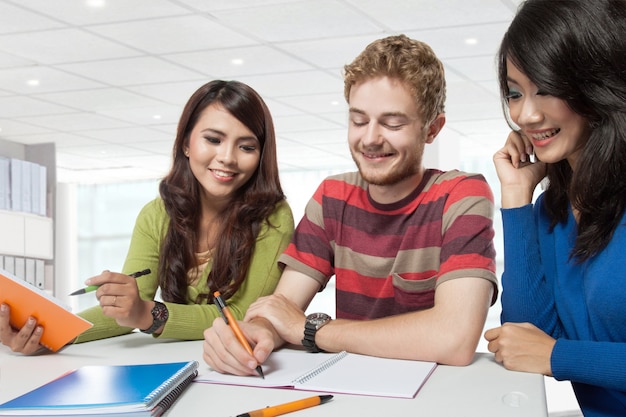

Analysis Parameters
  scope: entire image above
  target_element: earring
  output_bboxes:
[184,150,189,157]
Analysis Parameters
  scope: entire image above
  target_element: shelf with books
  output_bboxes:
[0,139,56,292]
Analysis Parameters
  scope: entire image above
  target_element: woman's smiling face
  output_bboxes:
[185,103,260,207]
[505,59,590,170]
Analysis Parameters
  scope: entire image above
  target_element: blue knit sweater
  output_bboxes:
[500,194,626,416]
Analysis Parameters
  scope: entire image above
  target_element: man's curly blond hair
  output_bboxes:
[343,34,446,125]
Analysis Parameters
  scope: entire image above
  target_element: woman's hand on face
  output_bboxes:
[0,303,48,355]
[493,131,547,208]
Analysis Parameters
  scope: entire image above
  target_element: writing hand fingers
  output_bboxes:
[203,318,257,376]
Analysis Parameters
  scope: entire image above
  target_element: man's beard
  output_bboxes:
[351,150,421,186]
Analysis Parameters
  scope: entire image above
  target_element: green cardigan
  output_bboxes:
[75,198,294,343]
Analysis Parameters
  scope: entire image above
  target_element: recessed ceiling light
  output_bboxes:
[86,0,106,8]
[465,38,478,45]
[27,79,40,86]
[153,115,162,120]
[231,58,244,66]
[331,100,340,106]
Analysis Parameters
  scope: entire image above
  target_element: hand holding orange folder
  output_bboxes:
[0,269,92,352]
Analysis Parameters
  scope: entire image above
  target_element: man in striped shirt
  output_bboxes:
[203,35,497,374]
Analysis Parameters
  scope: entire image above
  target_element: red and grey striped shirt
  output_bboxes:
[279,169,497,320]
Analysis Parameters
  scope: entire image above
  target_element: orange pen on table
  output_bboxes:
[213,291,264,379]
[237,395,333,417]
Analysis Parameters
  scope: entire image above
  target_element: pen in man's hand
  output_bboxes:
[213,291,264,379]
[69,269,151,296]
[236,395,333,417]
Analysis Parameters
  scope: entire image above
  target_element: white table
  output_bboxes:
[0,333,547,416]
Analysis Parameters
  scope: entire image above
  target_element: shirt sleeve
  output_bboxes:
[436,174,498,303]
[499,199,561,335]
[552,338,626,392]
[278,179,336,288]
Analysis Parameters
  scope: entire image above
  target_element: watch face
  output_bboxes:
[152,302,168,321]
[307,312,330,325]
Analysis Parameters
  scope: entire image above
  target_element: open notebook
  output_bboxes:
[196,349,436,399]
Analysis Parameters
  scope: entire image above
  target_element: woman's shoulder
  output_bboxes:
[135,197,169,225]
[139,197,166,215]
[268,199,294,226]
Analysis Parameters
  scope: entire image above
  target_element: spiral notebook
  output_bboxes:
[196,349,436,398]
[0,361,199,416]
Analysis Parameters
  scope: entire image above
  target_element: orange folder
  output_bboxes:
[0,269,92,352]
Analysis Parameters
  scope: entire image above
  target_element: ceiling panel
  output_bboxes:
[16,0,192,25]
[347,0,516,30]
[78,127,173,144]
[0,96,73,118]
[89,15,257,53]
[211,0,383,42]
[0,28,140,64]
[0,2,63,33]
[0,67,104,94]
[56,56,205,86]
[165,45,315,78]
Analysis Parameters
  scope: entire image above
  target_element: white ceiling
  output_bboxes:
[0,0,521,184]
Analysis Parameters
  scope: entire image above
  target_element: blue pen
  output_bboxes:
[69,269,151,295]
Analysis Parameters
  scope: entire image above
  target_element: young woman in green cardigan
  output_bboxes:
[1,80,294,353]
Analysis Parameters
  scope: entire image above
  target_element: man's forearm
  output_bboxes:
[314,279,493,365]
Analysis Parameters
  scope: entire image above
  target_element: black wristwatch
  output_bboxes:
[302,312,332,353]
[140,301,169,334]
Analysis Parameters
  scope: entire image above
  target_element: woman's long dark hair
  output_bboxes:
[158,80,285,303]
[498,0,626,261]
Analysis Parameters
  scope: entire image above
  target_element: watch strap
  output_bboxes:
[302,323,322,352]
[302,315,330,353]
[140,301,168,334]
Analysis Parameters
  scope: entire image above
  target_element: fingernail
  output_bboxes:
[258,349,269,363]
[28,317,36,325]
[0,304,6,312]
[247,360,257,370]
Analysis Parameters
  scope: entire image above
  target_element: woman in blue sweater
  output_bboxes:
[483,0,626,415]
